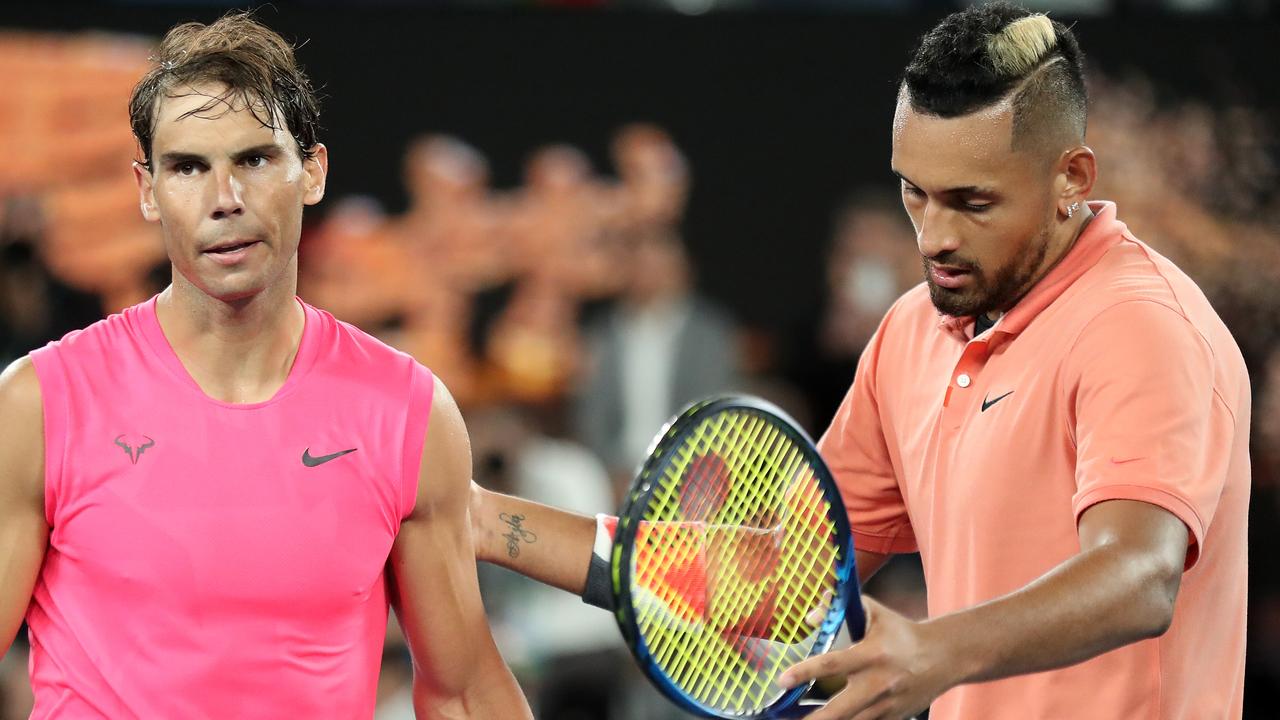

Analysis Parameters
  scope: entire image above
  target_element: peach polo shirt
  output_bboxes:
[819,202,1250,719]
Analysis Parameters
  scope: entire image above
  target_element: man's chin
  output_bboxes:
[196,275,270,305]
[927,281,985,317]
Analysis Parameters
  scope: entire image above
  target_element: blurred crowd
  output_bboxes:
[3,29,1280,719]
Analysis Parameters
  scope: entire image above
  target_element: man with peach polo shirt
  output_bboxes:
[468,4,1250,719]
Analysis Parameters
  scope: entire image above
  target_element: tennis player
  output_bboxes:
[471,4,1249,719]
[0,13,531,718]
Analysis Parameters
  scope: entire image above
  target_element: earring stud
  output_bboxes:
[1067,202,1080,219]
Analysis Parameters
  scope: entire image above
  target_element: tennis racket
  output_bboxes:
[611,395,864,719]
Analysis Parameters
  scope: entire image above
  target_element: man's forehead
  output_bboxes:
[151,83,284,148]
[891,98,1019,186]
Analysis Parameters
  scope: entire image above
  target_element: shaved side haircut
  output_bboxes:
[902,2,1087,157]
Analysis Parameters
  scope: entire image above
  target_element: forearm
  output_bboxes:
[470,482,597,595]
[928,541,1180,686]
[413,652,532,720]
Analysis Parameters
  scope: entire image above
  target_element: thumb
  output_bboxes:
[861,594,887,620]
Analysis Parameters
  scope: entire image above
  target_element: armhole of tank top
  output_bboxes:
[399,363,434,523]
[30,346,69,527]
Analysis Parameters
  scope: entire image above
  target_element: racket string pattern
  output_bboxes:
[625,407,844,717]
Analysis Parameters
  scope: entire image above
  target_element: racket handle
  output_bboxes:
[581,514,618,611]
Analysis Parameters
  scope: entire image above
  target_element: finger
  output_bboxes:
[806,589,835,627]
[799,677,888,720]
[860,594,886,629]
[779,645,874,688]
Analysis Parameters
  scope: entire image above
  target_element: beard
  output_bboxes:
[924,222,1051,318]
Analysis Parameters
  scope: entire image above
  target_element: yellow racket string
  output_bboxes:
[630,410,840,714]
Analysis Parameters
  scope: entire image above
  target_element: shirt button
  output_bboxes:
[956,374,972,388]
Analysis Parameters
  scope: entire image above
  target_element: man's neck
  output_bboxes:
[992,205,1097,322]
[156,270,306,404]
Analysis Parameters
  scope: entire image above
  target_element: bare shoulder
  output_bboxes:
[0,355,41,398]
[412,374,472,518]
[0,356,44,431]
[0,356,45,500]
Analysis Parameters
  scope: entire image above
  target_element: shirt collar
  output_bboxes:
[937,201,1126,342]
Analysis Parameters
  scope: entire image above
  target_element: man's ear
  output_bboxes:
[133,161,161,222]
[1053,145,1096,218]
[302,143,328,206]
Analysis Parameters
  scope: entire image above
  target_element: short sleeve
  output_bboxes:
[818,315,916,555]
[1066,300,1229,569]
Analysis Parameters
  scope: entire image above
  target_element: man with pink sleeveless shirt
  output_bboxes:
[0,13,531,719]
[465,4,1250,719]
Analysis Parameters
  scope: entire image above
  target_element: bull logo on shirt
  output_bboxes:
[114,434,155,465]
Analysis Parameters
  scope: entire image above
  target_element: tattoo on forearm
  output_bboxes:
[499,512,537,559]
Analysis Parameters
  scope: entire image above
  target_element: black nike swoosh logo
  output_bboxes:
[981,391,1014,412]
[302,447,358,467]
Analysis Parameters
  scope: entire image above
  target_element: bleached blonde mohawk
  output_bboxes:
[988,14,1057,77]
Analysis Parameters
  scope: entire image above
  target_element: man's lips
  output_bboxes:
[929,263,974,289]
[202,240,262,266]
[203,239,261,254]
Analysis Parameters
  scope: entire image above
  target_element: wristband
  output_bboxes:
[581,513,618,611]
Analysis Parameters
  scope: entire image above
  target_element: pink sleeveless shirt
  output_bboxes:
[26,296,433,719]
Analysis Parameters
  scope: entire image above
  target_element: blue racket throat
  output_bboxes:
[610,395,864,719]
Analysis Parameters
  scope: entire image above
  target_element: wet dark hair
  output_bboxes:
[902,2,1087,150]
[128,11,320,169]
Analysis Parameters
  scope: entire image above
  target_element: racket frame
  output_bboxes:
[611,395,863,719]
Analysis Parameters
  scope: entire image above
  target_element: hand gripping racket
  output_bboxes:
[611,395,864,719]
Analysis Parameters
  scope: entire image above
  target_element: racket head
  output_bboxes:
[611,395,862,719]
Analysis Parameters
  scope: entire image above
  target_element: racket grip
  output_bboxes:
[581,513,618,611]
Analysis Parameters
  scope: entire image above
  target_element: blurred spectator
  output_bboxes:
[785,191,918,427]
[0,196,102,365]
[506,144,621,300]
[395,135,512,293]
[610,123,691,233]
[299,195,402,327]
[485,275,583,403]
[574,225,741,481]
[0,32,162,313]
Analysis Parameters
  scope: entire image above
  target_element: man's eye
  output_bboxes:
[243,155,267,168]
[176,162,199,176]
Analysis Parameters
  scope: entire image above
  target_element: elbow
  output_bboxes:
[1134,561,1182,640]
[1137,597,1175,640]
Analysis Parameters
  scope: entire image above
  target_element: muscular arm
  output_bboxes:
[784,500,1188,720]
[470,484,892,598]
[0,357,48,650]
[934,499,1187,682]
[389,378,531,719]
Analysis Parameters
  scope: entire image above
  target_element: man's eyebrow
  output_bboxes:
[157,151,207,166]
[892,169,997,195]
[232,143,287,161]
[156,143,286,167]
